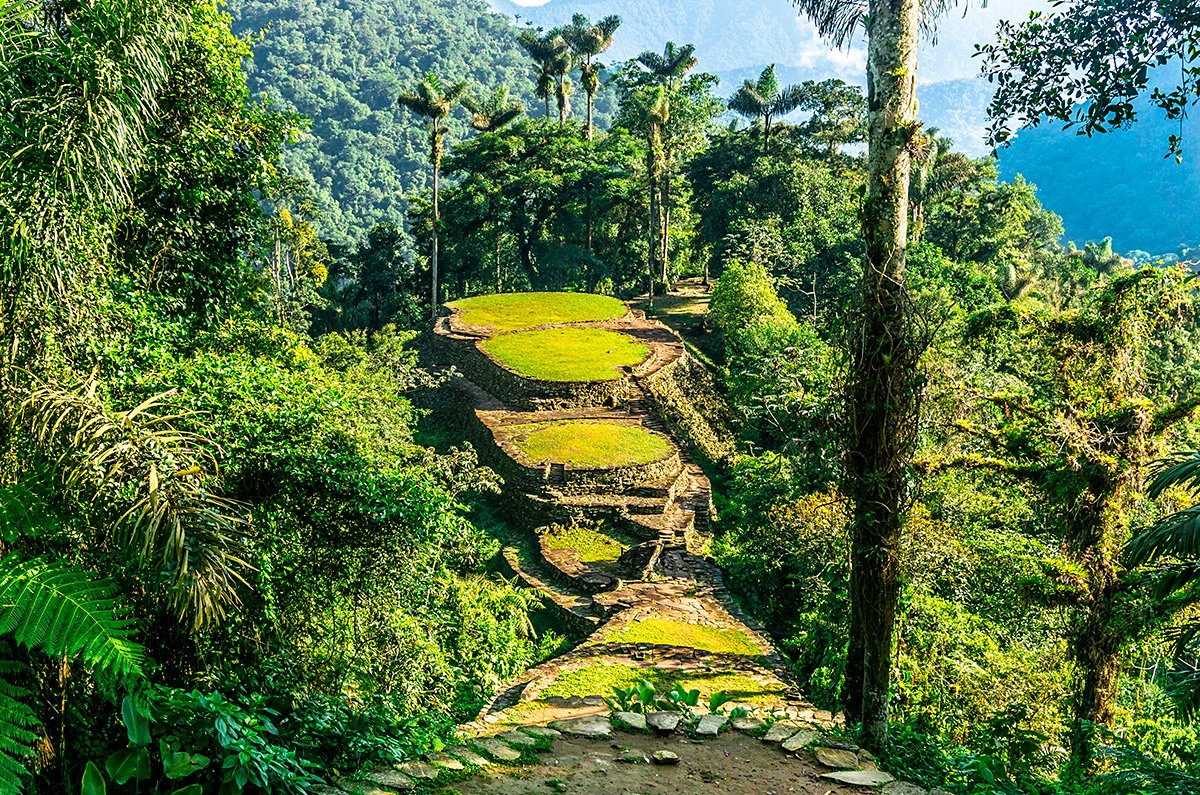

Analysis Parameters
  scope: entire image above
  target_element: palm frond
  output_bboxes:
[17,382,251,630]
[791,0,984,49]
[1149,452,1200,499]
[791,0,867,49]
[0,555,147,682]
[773,84,806,116]
[1150,562,1200,600]
[728,84,767,119]
[1127,506,1200,569]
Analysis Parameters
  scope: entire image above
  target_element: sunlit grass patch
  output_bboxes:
[482,327,648,382]
[542,524,633,563]
[511,420,673,468]
[599,616,764,656]
[449,292,627,332]
[538,661,785,706]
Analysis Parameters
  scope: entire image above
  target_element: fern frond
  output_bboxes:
[0,555,147,683]
[0,659,38,793]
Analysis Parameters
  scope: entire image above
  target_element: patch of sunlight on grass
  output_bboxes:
[542,524,631,563]
[600,616,764,656]
[482,327,649,382]
[512,420,674,468]
[538,661,785,706]
[449,292,627,332]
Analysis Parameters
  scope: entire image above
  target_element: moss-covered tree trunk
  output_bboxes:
[1068,450,1142,768]
[844,0,921,749]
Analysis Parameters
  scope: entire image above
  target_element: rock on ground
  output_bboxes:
[550,715,613,738]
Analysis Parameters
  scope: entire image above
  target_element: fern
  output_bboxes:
[0,660,37,793]
[0,555,147,683]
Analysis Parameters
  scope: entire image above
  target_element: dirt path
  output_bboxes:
[441,732,868,795]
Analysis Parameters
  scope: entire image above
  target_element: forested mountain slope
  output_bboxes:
[228,0,536,241]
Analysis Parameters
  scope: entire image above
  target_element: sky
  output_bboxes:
[497,0,1049,84]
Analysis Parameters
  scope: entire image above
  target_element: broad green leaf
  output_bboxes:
[122,697,151,746]
[105,747,151,784]
[81,761,106,795]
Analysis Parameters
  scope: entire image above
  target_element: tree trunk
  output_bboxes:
[661,174,671,289]
[1067,493,1128,769]
[430,134,442,318]
[844,0,921,750]
[495,235,503,293]
[586,189,594,254]
[586,57,595,141]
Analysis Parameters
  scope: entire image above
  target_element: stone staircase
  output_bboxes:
[424,300,828,766]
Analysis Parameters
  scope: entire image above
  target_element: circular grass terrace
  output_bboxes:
[481,327,649,382]
[510,420,674,469]
[448,292,628,333]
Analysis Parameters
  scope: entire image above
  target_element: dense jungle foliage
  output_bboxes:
[1,0,1199,794]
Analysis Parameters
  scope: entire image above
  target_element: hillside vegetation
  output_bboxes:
[228,0,537,241]
[3,1,1200,794]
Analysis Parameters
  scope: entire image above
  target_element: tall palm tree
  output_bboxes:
[791,0,978,749]
[643,87,671,295]
[636,42,699,90]
[462,86,523,291]
[463,85,525,132]
[562,14,621,140]
[519,30,573,123]
[634,42,699,289]
[397,73,467,317]
[728,65,805,154]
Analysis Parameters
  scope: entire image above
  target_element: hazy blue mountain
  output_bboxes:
[997,104,1200,255]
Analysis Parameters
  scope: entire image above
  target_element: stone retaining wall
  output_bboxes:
[643,353,737,464]
[425,328,633,411]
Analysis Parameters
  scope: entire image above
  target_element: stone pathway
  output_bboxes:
[328,715,939,794]
[361,299,937,794]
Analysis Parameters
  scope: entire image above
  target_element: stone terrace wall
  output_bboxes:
[425,326,631,411]
[643,353,737,464]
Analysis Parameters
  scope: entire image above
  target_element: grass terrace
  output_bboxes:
[538,661,786,706]
[511,420,674,468]
[448,292,628,333]
[599,616,765,656]
[541,523,635,564]
[482,328,649,382]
